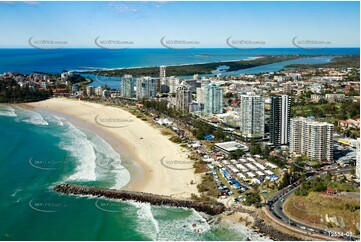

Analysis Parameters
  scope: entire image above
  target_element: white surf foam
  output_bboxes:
[131,202,160,240]
[28,110,130,189]
[10,188,22,197]
[0,106,17,117]
[59,122,97,181]
[87,133,130,189]
[14,107,48,126]
[152,208,211,240]
[39,112,64,127]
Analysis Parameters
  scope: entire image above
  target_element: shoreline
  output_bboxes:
[18,99,320,240]
[20,102,147,191]
[78,56,266,73]
[25,98,200,198]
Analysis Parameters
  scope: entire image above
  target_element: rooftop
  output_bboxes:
[215,141,249,152]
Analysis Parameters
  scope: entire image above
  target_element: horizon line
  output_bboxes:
[0,47,360,49]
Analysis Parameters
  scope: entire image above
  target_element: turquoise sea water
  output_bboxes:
[0,48,358,240]
[0,48,358,74]
[0,106,267,241]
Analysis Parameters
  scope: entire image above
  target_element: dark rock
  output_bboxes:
[53,183,225,216]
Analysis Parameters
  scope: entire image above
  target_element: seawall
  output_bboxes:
[53,184,225,215]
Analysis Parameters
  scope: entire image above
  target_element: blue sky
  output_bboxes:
[0,1,359,48]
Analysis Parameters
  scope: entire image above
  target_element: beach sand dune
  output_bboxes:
[28,98,200,198]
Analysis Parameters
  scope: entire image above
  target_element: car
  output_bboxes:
[290,222,296,226]
[300,226,306,230]
[228,191,233,195]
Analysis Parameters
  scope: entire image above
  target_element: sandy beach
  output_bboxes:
[27,97,200,198]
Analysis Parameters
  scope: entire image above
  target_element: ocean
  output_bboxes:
[0,105,267,240]
[0,48,359,240]
[0,48,358,74]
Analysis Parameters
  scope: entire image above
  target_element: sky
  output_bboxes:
[0,1,359,48]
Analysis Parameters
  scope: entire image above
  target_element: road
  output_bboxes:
[266,167,357,241]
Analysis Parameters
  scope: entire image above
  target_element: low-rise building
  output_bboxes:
[215,141,249,155]
[325,93,345,102]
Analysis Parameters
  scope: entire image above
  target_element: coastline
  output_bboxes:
[19,98,328,241]
[79,56,266,73]
[25,97,200,198]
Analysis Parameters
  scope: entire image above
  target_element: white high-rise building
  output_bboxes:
[168,76,181,94]
[290,117,334,162]
[136,76,156,100]
[239,92,265,137]
[204,82,223,115]
[95,86,103,96]
[196,79,211,104]
[176,83,192,111]
[160,66,166,82]
[270,95,291,146]
[120,75,135,98]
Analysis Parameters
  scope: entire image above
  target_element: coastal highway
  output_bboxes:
[265,167,357,241]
